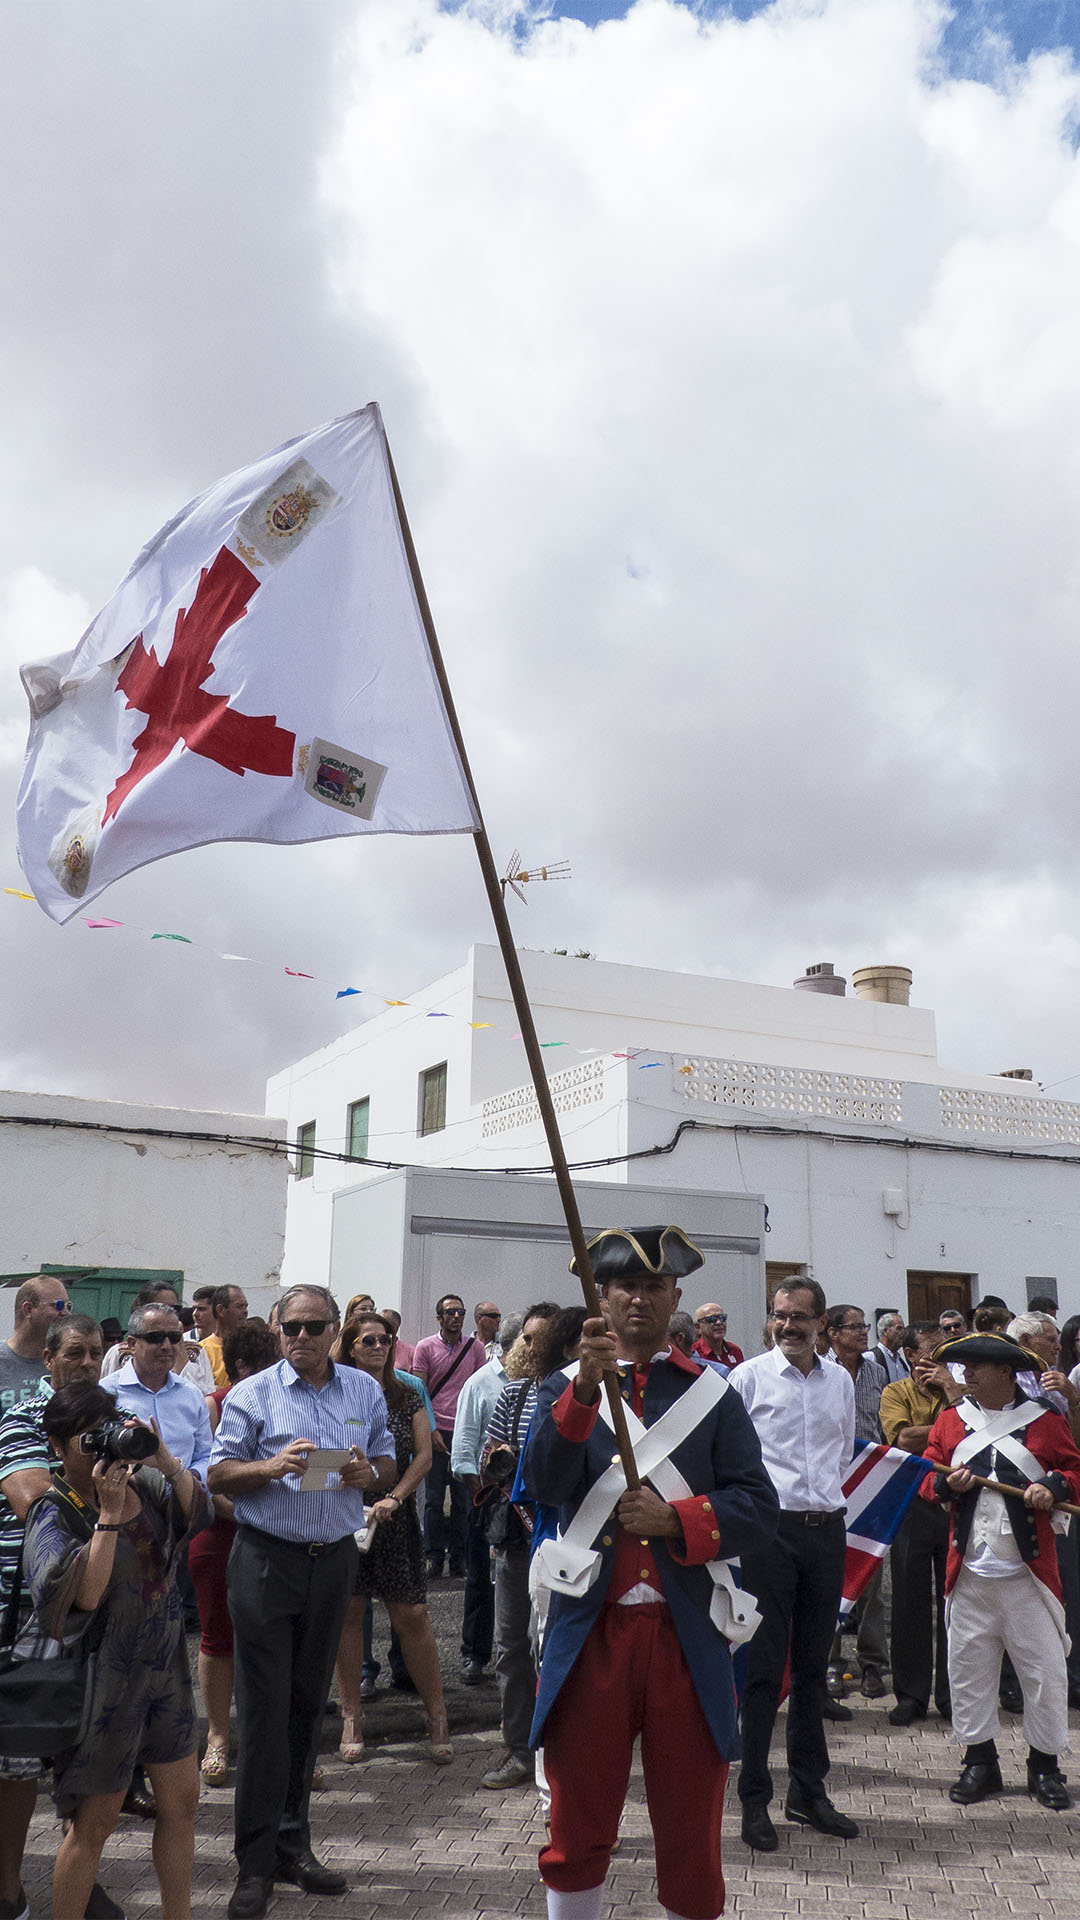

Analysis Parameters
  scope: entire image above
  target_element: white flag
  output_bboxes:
[16,405,481,923]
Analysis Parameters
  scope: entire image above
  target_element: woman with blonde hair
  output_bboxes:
[332,1313,451,1762]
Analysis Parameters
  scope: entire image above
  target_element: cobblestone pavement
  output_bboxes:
[20,1682,1080,1920]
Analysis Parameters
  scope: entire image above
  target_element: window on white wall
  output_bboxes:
[346,1098,370,1161]
[418,1063,447,1138]
[296,1120,316,1179]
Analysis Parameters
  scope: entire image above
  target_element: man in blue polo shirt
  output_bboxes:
[209,1285,395,1920]
[101,1303,213,1480]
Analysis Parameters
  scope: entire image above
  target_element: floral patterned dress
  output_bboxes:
[23,1467,211,1813]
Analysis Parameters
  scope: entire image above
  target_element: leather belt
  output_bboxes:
[780,1509,844,1528]
[240,1524,351,1557]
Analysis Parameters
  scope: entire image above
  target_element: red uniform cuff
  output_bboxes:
[552,1381,600,1441]
[668,1494,722,1565]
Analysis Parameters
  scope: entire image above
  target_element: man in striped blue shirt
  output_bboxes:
[209,1286,395,1919]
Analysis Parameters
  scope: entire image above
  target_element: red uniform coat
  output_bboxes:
[921,1397,1080,1599]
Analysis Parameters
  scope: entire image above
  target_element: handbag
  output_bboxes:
[0,1489,101,1758]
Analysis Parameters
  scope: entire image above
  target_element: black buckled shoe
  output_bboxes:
[785,1789,859,1838]
[888,1697,926,1726]
[740,1806,778,1852]
[949,1760,1003,1804]
[1028,1765,1071,1810]
[275,1852,347,1895]
[822,1695,853,1722]
[226,1880,271,1920]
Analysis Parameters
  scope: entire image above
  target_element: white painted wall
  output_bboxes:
[329,1168,766,1360]
[0,1089,287,1334]
[268,944,1080,1327]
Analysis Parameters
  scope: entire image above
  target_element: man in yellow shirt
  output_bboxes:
[881,1321,962,1725]
[201,1285,249,1387]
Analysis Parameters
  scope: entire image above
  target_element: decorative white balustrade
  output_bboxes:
[481,1057,606,1139]
[678,1058,904,1125]
[938,1087,1080,1143]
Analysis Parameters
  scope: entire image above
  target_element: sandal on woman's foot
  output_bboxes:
[426,1715,453,1764]
[339,1714,365,1764]
[200,1743,229,1785]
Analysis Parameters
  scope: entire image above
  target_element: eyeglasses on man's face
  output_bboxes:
[281,1319,330,1338]
[139,1330,184,1346]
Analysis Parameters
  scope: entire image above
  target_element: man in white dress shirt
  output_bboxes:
[728,1279,859,1853]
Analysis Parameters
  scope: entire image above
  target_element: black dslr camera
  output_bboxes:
[78,1418,158,1464]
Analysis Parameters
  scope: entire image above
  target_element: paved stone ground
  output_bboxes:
[18,1583,1080,1917]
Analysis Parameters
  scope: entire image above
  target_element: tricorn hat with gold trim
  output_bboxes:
[932,1331,1045,1374]
[570,1226,705,1283]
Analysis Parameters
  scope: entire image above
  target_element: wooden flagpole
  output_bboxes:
[960,1470,1080,1520]
[386,447,640,1488]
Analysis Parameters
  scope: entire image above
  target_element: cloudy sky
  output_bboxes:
[4,0,1080,1122]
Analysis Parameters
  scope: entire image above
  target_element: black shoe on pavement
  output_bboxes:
[481,1754,534,1789]
[822,1696,853,1722]
[825,1665,848,1699]
[999,1683,1023,1713]
[1028,1765,1071,1810]
[785,1790,859,1838]
[949,1761,1003,1805]
[936,1696,952,1721]
[359,1675,376,1701]
[460,1659,485,1686]
[860,1666,886,1699]
[227,1880,271,1920]
[275,1851,347,1895]
[426,1558,443,1580]
[740,1806,778,1852]
[120,1784,156,1820]
[391,1671,418,1692]
[888,1697,926,1726]
[0,1888,29,1920]
[85,1885,126,1920]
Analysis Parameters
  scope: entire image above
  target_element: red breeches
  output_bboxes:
[541,1603,728,1919]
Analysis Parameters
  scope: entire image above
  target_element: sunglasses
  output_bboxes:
[139,1330,184,1346]
[697,1314,727,1325]
[281,1319,329,1338]
[359,1334,391,1348]
[48,1300,71,1314]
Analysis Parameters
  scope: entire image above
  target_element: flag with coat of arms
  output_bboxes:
[16,405,481,923]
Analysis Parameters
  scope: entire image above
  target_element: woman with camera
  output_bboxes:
[22,1381,211,1920]
[332,1312,451,1763]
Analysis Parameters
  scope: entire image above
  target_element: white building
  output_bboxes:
[0,1088,287,1334]
[266,944,1080,1344]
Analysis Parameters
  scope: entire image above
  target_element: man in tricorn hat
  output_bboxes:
[523,1226,779,1920]
[922,1329,1080,1809]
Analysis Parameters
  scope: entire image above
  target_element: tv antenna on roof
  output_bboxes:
[500,852,571,905]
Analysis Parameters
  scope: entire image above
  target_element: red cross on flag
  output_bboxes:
[16,405,481,923]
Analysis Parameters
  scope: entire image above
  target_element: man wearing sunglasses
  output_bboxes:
[209,1285,395,1919]
[0,1274,70,1415]
[692,1305,744,1372]
[101,1304,213,1483]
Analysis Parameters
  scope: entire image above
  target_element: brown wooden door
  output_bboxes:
[906,1271,972,1323]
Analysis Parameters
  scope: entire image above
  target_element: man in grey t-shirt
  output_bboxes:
[0,1275,71,1415]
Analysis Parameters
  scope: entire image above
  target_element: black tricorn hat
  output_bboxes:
[933,1331,1045,1374]
[570,1226,705,1283]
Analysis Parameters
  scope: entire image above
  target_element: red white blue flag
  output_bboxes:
[838,1438,935,1620]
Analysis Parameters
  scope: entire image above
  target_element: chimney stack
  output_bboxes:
[851,965,912,1006]
[793,962,846,997]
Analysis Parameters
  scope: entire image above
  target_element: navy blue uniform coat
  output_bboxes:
[523,1354,779,1758]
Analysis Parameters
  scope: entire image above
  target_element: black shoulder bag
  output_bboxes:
[482,1383,533,1552]
[0,1486,104,1758]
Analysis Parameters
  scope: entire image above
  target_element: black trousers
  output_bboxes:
[738,1510,845,1809]
[423,1432,466,1570]
[228,1526,358,1880]
[460,1498,494,1666]
[890,1496,950,1712]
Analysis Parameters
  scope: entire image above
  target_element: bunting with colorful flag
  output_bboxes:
[16,405,480,923]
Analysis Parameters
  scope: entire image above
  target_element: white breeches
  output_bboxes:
[947,1566,1069,1756]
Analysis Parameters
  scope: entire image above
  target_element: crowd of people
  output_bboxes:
[1,1260,1079,1920]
